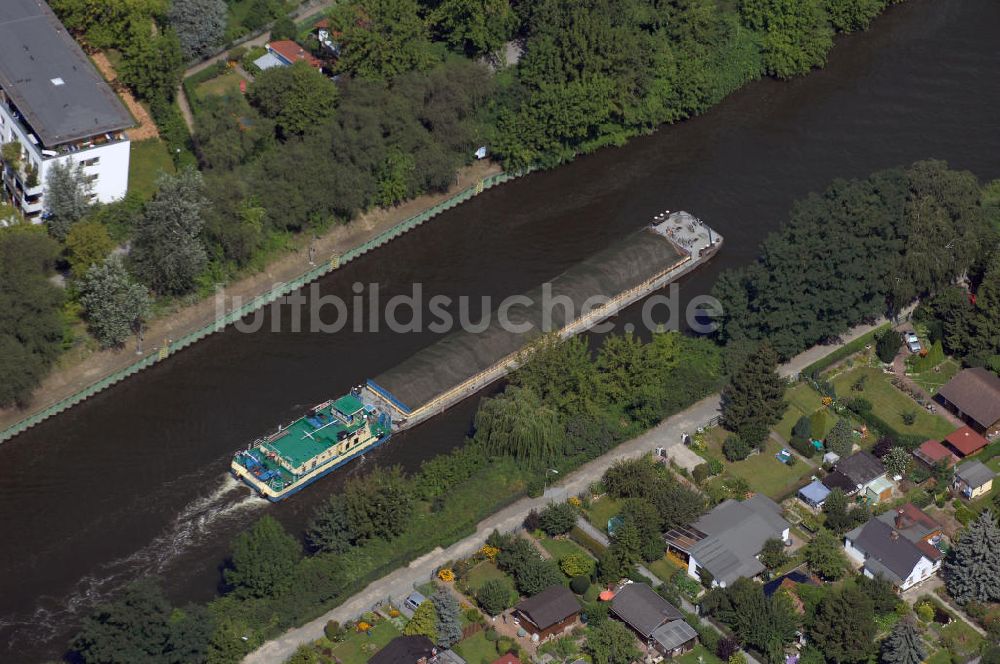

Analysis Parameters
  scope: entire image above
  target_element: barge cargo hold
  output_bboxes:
[364,211,721,431]
[231,394,392,501]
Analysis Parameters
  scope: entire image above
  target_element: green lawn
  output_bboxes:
[935,618,984,658]
[704,435,815,499]
[453,630,501,664]
[674,643,723,664]
[194,69,244,102]
[646,556,685,584]
[586,496,622,534]
[128,138,174,200]
[539,536,589,562]
[329,620,400,664]
[911,357,962,395]
[776,383,834,442]
[831,367,956,440]
[463,561,509,593]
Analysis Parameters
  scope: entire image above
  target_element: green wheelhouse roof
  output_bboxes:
[333,394,364,416]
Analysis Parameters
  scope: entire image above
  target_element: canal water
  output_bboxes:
[2,0,999,660]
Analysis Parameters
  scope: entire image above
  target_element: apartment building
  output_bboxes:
[0,0,133,221]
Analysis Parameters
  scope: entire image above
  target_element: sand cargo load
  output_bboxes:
[363,211,722,431]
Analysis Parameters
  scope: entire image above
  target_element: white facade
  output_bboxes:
[843,535,940,591]
[0,94,130,220]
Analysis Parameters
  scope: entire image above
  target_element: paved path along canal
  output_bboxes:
[2,1,1000,660]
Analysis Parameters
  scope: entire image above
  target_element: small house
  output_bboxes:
[798,479,831,508]
[512,585,581,640]
[953,460,996,499]
[844,503,944,591]
[913,439,959,469]
[937,367,1000,435]
[822,451,891,502]
[610,582,697,657]
[941,426,989,459]
[255,40,323,71]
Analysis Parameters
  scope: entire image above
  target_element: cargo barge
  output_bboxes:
[231,393,391,501]
[363,211,721,432]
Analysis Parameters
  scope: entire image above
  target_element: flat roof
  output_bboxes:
[0,0,133,146]
[265,402,363,468]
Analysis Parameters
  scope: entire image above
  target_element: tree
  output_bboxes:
[883,447,911,477]
[720,343,786,447]
[723,434,752,462]
[342,466,414,543]
[539,502,578,536]
[131,169,209,295]
[224,516,302,598]
[808,586,876,664]
[306,494,352,553]
[119,30,184,103]
[71,578,211,664]
[823,488,869,534]
[759,537,790,570]
[474,386,565,464]
[943,509,1000,604]
[248,62,339,139]
[602,458,659,499]
[826,418,855,457]
[45,160,93,240]
[826,0,890,33]
[476,578,515,615]
[79,256,151,348]
[738,0,833,78]
[430,0,516,57]
[876,330,902,363]
[403,600,438,641]
[430,588,462,648]
[805,528,849,580]
[168,0,226,58]
[0,229,65,407]
[516,558,563,596]
[857,573,899,614]
[270,15,297,41]
[879,617,926,664]
[332,0,436,80]
[585,619,640,664]
[705,578,799,659]
[65,220,114,275]
[50,0,167,50]
[561,553,595,578]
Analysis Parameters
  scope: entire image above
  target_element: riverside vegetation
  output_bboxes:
[1,0,910,407]
[70,158,1000,662]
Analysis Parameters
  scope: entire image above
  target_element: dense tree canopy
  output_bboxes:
[168,0,226,58]
[79,256,151,348]
[0,229,64,407]
[248,63,339,139]
[713,161,992,359]
[224,516,302,598]
[332,0,437,80]
[72,578,211,664]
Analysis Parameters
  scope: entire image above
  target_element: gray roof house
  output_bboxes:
[823,451,890,501]
[664,494,790,588]
[954,460,996,499]
[609,582,697,657]
[844,504,944,591]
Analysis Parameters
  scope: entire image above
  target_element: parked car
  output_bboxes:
[904,332,922,353]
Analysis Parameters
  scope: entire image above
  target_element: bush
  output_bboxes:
[876,330,902,363]
[954,503,975,525]
[570,575,590,594]
[324,620,344,642]
[539,502,578,535]
[526,477,545,498]
[902,410,917,426]
[523,509,541,532]
[693,463,712,484]
[476,578,515,616]
[791,435,817,458]
[723,435,752,462]
[560,553,595,578]
[707,457,724,475]
[842,396,872,415]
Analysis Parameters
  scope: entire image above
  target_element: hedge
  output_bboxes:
[569,526,607,558]
[801,323,891,378]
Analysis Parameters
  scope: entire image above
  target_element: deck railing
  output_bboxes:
[0,169,528,444]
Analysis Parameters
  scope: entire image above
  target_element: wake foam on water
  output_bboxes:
[0,473,266,652]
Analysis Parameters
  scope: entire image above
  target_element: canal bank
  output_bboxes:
[2,0,999,661]
[0,160,506,444]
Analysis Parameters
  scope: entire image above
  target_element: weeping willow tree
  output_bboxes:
[474,385,565,464]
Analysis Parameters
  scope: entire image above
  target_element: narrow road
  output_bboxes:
[244,314,894,663]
